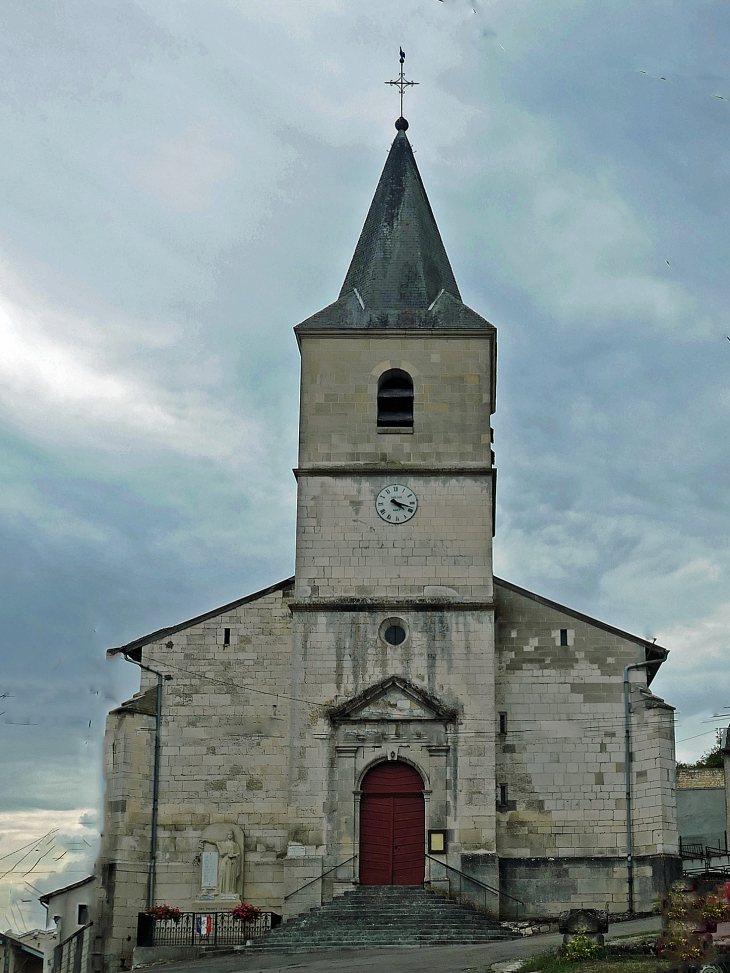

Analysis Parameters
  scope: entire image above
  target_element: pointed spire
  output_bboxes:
[338,128,461,311]
[296,124,494,336]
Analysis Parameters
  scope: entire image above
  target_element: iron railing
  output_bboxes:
[680,834,730,875]
[425,854,524,917]
[284,855,358,901]
[136,911,281,948]
[680,834,728,856]
[52,922,93,973]
[679,840,706,860]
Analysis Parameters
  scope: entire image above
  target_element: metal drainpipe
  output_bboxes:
[623,654,667,914]
[121,653,164,910]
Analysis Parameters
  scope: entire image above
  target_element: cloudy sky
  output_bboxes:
[1,0,729,930]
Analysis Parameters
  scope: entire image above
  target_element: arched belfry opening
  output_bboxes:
[377,369,414,428]
[359,761,425,886]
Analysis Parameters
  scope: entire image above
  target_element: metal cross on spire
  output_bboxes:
[385,47,419,129]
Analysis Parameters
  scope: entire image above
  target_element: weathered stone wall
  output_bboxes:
[676,768,727,849]
[97,695,156,972]
[494,580,678,913]
[288,608,497,894]
[499,855,681,919]
[297,336,494,468]
[294,474,493,602]
[140,585,293,910]
[631,689,678,858]
[677,768,725,789]
[98,585,294,971]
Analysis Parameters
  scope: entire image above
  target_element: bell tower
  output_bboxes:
[286,115,499,901]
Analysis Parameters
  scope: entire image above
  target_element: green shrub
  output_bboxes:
[562,933,600,961]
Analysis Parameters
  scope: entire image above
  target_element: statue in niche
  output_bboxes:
[197,824,244,899]
[216,832,241,895]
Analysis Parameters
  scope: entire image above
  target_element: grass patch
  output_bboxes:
[517,954,670,973]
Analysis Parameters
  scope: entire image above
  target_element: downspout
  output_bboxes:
[120,653,164,911]
[623,652,668,914]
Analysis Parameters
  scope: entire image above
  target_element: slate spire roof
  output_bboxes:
[295,122,494,334]
[339,128,461,310]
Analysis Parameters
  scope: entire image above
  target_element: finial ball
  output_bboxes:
[395,116,409,131]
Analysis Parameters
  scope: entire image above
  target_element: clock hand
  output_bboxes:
[390,498,408,509]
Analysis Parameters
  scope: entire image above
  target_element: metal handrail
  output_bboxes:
[284,855,358,901]
[425,853,524,912]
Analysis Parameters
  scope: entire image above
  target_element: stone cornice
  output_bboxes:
[293,466,495,479]
[296,327,494,339]
[289,599,495,613]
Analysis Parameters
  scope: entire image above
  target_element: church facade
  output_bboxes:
[96,122,680,971]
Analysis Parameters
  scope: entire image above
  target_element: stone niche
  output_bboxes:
[194,824,245,909]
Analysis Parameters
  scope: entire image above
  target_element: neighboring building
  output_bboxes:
[38,877,96,973]
[94,119,680,972]
[0,930,47,973]
[674,730,730,856]
[676,768,727,853]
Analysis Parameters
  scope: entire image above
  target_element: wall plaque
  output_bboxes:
[201,850,219,889]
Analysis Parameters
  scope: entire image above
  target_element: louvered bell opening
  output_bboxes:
[377,370,414,428]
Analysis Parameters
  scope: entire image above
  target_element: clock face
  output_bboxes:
[375,484,418,524]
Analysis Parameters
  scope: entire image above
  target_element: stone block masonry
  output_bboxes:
[96,583,294,972]
[297,336,494,469]
[494,579,678,913]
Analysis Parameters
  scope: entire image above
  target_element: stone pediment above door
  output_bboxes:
[328,676,457,724]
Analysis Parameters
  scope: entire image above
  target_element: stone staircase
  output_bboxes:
[250,886,516,951]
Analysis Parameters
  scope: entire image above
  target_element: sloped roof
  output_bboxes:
[106,577,294,661]
[296,128,494,335]
[105,575,668,685]
[0,933,45,959]
[494,576,668,685]
[38,875,95,906]
[341,129,459,309]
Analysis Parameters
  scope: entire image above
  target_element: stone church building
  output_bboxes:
[96,119,679,969]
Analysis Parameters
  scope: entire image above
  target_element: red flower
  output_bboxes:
[148,905,182,923]
[230,904,262,923]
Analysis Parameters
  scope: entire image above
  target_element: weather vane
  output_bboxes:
[385,48,419,127]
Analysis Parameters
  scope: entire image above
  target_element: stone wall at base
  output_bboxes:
[456,853,499,917]
[498,854,682,919]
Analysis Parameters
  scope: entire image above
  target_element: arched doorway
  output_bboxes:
[359,762,425,885]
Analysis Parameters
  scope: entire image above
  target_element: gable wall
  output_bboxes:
[98,585,294,971]
[494,583,678,913]
[143,585,294,908]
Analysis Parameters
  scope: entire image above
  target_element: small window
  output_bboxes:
[224,627,231,646]
[77,904,88,925]
[379,617,408,646]
[499,712,507,735]
[384,624,406,645]
[499,784,508,807]
[560,629,568,646]
[377,369,413,428]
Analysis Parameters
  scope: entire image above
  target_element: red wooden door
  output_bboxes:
[360,762,425,885]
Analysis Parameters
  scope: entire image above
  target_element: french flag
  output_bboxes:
[195,916,212,935]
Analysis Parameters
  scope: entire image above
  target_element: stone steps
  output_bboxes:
[249,886,515,952]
